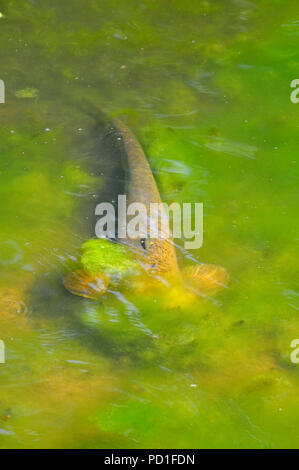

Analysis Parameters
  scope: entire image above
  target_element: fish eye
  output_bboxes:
[140,238,147,249]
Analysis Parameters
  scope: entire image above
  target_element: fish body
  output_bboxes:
[112,118,180,279]
[64,115,228,300]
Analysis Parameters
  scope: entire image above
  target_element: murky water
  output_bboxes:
[0,0,298,448]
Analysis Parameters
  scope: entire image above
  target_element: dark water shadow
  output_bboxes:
[28,271,157,366]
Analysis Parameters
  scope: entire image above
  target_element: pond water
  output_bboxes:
[0,0,298,448]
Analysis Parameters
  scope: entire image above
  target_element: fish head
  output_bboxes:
[133,236,179,278]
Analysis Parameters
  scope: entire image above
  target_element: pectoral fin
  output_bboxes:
[63,269,109,299]
[182,264,229,295]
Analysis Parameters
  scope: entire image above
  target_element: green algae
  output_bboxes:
[81,238,140,278]
[92,400,162,437]
[15,88,39,99]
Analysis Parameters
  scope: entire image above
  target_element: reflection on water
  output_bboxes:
[204,136,257,160]
[0,0,298,449]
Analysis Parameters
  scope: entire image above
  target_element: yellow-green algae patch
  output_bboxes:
[81,238,141,278]
[15,88,39,99]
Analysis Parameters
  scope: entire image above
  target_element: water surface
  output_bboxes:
[0,0,298,448]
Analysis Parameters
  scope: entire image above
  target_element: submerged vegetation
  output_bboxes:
[0,0,298,449]
[81,239,140,277]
